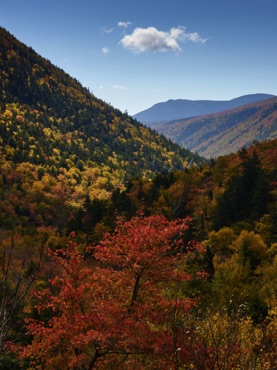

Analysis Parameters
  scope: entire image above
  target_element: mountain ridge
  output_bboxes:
[133,94,275,125]
[153,96,277,158]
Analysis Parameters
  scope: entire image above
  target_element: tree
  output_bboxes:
[0,231,43,356]
[212,150,269,229]
[234,230,267,271]
[191,310,277,370]
[22,214,205,369]
[204,227,236,259]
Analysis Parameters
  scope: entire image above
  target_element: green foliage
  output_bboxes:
[0,355,25,370]
[212,149,270,229]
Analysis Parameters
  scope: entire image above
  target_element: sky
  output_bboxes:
[1,0,277,115]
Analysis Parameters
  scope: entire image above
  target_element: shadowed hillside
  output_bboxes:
[152,97,277,157]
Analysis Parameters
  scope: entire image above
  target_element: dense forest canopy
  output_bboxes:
[0,27,276,369]
[0,27,202,184]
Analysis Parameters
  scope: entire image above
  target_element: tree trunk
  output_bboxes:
[87,349,99,370]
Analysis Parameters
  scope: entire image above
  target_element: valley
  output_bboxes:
[0,27,276,369]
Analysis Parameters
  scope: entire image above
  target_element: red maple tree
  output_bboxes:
[23,214,206,369]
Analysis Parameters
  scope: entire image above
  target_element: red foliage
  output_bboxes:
[22,214,205,369]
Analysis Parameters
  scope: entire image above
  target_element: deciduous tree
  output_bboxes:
[23,214,205,369]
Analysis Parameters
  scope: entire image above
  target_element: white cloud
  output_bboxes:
[113,84,127,90]
[183,32,207,43]
[102,47,110,55]
[101,27,113,34]
[118,21,132,28]
[120,26,206,53]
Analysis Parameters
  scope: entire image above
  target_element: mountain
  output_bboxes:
[0,27,203,193]
[133,94,275,125]
[1,26,277,367]
[153,97,277,158]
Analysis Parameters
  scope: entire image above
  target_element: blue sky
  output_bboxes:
[1,0,277,115]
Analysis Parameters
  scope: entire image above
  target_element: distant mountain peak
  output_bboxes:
[133,94,275,125]
[151,96,277,158]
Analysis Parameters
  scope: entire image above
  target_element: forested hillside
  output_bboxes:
[0,27,202,188]
[152,97,277,158]
[0,27,277,369]
[1,136,276,368]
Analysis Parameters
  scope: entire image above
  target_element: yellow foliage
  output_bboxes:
[205,227,236,255]
[95,176,108,189]
[193,311,277,369]
[233,230,267,257]
[267,243,277,259]
[52,148,60,156]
